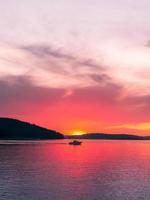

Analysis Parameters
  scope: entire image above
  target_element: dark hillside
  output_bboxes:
[0,118,64,140]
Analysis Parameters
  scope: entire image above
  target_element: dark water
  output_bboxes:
[0,140,150,200]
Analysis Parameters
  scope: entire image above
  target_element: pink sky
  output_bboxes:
[0,0,150,135]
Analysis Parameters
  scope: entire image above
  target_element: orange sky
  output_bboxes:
[2,86,150,136]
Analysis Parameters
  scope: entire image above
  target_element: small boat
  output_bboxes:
[69,140,82,145]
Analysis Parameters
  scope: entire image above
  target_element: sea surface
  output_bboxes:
[0,139,150,200]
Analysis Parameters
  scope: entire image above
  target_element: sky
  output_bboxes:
[0,0,150,135]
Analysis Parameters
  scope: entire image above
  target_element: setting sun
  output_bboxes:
[71,130,85,136]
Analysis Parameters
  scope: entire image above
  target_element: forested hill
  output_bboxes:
[0,118,64,140]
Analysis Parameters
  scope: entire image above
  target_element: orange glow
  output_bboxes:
[71,130,85,135]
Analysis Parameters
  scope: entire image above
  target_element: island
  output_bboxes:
[66,133,144,140]
[0,118,64,140]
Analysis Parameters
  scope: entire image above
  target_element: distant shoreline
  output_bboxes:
[0,117,149,141]
[66,133,150,140]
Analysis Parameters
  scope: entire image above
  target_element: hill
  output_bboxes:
[67,133,144,140]
[0,118,64,140]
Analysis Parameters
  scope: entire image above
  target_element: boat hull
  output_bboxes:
[69,140,82,145]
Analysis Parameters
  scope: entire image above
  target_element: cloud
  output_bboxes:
[89,73,110,83]
[0,42,112,89]
[76,58,105,70]
[0,75,66,114]
[20,44,75,60]
[2,42,150,133]
[19,43,105,72]
[69,82,122,104]
[121,93,150,109]
[5,42,110,88]
[1,74,150,133]
[110,122,150,131]
[0,74,122,105]
[0,74,123,119]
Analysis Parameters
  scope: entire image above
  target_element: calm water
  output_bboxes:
[0,140,150,200]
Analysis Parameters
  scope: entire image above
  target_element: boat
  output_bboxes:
[69,140,82,145]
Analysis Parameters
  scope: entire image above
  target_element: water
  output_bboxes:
[0,139,150,200]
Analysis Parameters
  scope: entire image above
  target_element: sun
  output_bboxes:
[71,130,85,136]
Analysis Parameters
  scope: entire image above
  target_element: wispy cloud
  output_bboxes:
[0,42,110,88]
[20,44,75,60]
[19,43,105,70]
[110,122,150,131]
